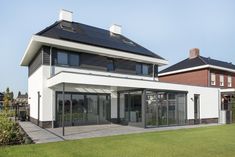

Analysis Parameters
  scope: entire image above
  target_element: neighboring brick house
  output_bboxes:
[159,48,235,88]
[159,48,235,123]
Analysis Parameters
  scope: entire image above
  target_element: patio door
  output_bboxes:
[56,92,111,127]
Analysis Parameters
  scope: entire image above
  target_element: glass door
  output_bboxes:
[71,94,86,126]
[98,95,110,124]
[146,91,158,127]
[86,95,98,124]
[194,94,200,124]
[56,93,72,127]
[158,94,168,126]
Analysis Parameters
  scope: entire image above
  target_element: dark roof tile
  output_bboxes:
[37,21,165,60]
[160,55,235,74]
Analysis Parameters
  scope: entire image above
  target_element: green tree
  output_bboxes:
[3,87,13,111]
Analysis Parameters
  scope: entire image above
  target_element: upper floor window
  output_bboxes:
[228,76,232,87]
[136,63,142,75]
[57,51,80,67]
[57,51,68,65]
[211,73,216,85]
[136,63,151,76]
[107,58,115,72]
[69,53,79,66]
[220,75,224,86]
[142,64,149,75]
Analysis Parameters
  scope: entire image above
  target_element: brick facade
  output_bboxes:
[159,68,235,88]
[159,69,209,86]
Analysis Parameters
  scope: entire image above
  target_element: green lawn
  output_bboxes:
[0,124,235,157]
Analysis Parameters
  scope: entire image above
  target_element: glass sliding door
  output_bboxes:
[71,94,86,126]
[98,95,111,124]
[56,92,111,127]
[86,95,98,124]
[56,93,72,127]
[124,92,142,123]
[145,91,187,128]
[158,94,168,126]
[146,91,158,127]
[168,94,177,125]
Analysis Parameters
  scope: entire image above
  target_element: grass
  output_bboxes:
[0,124,235,157]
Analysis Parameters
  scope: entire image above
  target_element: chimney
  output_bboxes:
[189,48,200,59]
[59,9,73,22]
[109,24,122,35]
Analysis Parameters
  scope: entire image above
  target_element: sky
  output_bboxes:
[0,0,235,96]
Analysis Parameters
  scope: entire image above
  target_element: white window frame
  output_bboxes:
[228,75,232,87]
[211,73,216,85]
[220,75,224,86]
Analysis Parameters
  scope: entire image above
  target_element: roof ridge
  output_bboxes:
[198,56,208,65]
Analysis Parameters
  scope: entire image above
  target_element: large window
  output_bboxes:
[220,75,224,86]
[136,63,151,76]
[228,76,232,87]
[57,51,80,67]
[57,52,68,65]
[211,73,216,85]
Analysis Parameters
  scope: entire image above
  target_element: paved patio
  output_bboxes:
[19,121,64,144]
[47,123,220,140]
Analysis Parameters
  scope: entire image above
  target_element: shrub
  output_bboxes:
[0,113,24,145]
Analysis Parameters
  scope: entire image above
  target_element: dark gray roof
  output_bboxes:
[160,56,235,74]
[36,20,165,60]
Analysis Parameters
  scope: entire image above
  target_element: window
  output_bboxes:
[228,76,232,87]
[57,52,68,65]
[211,73,216,85]
[142,64,149,75]
[136,63,151,76]
[220,75,224,86]
[69,54,79,66]
[136,63,142,75]
[107,59,115,71]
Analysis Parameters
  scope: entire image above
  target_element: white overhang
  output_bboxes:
[47,71,218,93]
[20,35,168,66]
[159,65,235,76]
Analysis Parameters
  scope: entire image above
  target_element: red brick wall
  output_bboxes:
[159,68,235,88]
[159,69,209,86]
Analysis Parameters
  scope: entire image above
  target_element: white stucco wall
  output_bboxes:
[28,66,43,120]
[29,66,220,124]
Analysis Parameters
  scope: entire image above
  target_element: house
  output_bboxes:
[159,48,235,123]
[20,10,220,128]
[15,92,28,106]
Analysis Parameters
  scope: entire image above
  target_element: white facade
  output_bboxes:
[28,64,220,127]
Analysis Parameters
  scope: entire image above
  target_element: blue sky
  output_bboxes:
[0,0,235,96]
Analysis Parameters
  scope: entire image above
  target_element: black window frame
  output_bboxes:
[136,63,152,76]
[57,51,69,66]
[107,58,115,72]
[56,50,80,67]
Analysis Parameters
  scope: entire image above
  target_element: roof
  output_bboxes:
[36,20,165,60]
[159,56,235,75]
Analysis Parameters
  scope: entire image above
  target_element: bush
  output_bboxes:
[0,113,24,145]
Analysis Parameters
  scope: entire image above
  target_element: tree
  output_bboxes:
[3,87,13,111]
